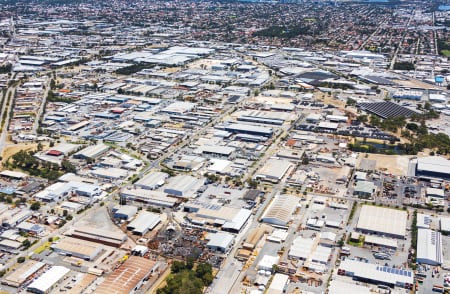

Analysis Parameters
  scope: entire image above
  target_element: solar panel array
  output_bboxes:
[376,266,412,277]
[357,101,419,119]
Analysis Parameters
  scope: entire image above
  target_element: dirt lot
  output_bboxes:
[361,154,412,176]
[1,142,43,164]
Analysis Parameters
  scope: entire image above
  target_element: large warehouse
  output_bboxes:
[126,211,161,235]
[134,172,168,190]
[95,256,158,294]
[255,159,293,183]
[355,205,407,239]
[163,175,204,198]
[27,266,71,294]
[417,229,443,266]
[338,259,414,290]
[120,188,178,208]
[261,194,299,227]
[224,123,274,137]
[52,237,102,261]
[3,260,45,287]
[416,156,450,180]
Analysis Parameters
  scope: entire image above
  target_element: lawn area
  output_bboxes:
[34,241,51,254]
[441,50,450,57]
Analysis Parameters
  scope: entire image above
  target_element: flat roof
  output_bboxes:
[95,256,156,294]
[52,237,102,258]
[74,143,110,159]
[339,259,413,285]
[135,172,168,189]
[256,159,292,180]
[3,260,46,287]
[267,273,289,294]
[127,211,160,234]
[417,156,450,175]
[356,205,407,237]
[120,188,177,207]
[207,232,234,249]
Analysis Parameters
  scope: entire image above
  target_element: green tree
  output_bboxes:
[22,239,31,249]
[30,201,41,211]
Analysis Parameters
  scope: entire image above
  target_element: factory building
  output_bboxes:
[163,175,204,198]
[27,266,71,294]
[51,237,102,261]
[126,211,161,235]
[255,159,293,183]
[355,205,407,239]
[134,172,168,190]
[73,143,110,160]
[112,205,138,221]
[337,259,414,290]
[261,194,299,227]
[223,123,274,137]
[417,229,443,266]
[206,232,234,253]
[416,156,450,180]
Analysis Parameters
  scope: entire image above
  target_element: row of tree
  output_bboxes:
[7,149,76,181]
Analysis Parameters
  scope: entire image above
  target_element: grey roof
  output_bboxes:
[417,156,450,175]
[127,211,160,234]
[207,232,234,249]
[417,229,443,265]
[135,172,168,189]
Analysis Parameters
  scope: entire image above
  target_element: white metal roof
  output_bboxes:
[135,172,168,189]
[417,156,450,175]
[207,232,234,249]
[267,273,289,294]
[339,259,413,285]
[127,211,160,234]
[417,229,443,265]
[356,205,407,237]
[27,266,70,293]
[261,194,298,226]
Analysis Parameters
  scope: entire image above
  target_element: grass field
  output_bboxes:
[441,50,450,57]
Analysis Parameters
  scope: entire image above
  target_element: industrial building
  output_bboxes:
[288,235,332,272]
[267,273,289,294]
[73,143,110,160]
[69,226,127,247]
[52,237,102,261]
[417,228,443,265]
[206,232,234,253]
[184,201,251,233]
[2,260,46,287]
[120,188,177,208]
[261,194,299,227]
[112,205,138,220]
[95,256,158,294]
[134,172,168,190]
[27,266,71,294]
[195,145,236,158]
[255,159,293,182]
[223,123,274,137]
[440,216,450,233]
[126,211,161,235]
[355,205,407,239]
[163,175,204,198]
[337,259,414,289]
[353,181,377,198]
[90,167,128,180]
[416,156,450,180]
